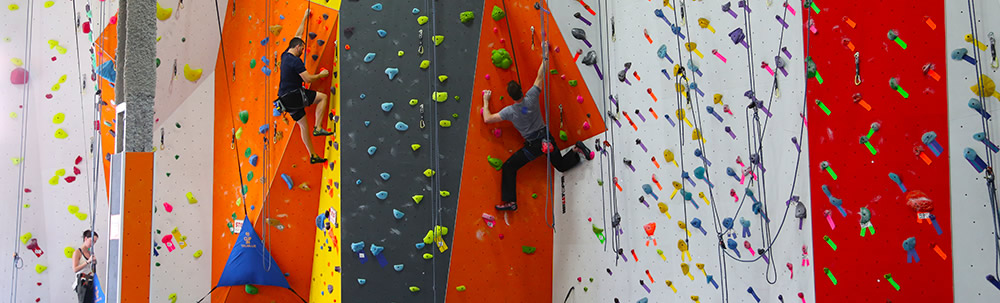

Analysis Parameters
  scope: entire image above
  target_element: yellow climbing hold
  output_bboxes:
[434,225,449,236]
[184,64,203,82]
[972,75,1000,100]
[434,91,448,102]
[433,35,444,46]
[417,16,429,25]
[439,120,452,127]
[423,169,435,177]
[156,2,173,20]
[35,264,46,274]
[411,144,421,151]
[10,112,17,119]
[423,230,435,244]
[440,191,450,197]
[49,175,59,185]
[398,51,405,57]
[423,253,433,259]
[186,192,198,204]
[456,285,467,291]
[54,128,68,139]
[409,286,421,292]
[235,127,243,140]
[412,195,424,204]
[20,232,31,244]
[269,25,283,36]
[11,157,22,165]
[64,247,75,258]
[193,250,203,258]
[168,293,177,303]
[438,75,448,82]
[44,1,54,8]
[420,60,431,69]
[75,212,88,221]
[9,4,19,10]
[68,205,79,213]
[56,169,65,176]
[10,58,22,66]
[51,83,61,91]
[52,113,65,124]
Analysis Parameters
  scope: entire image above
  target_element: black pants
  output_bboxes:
[501,132,580,202]
[76,276,94,303]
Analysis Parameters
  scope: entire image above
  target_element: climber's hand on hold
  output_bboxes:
[318,69,330,78]
[483,89,492,105]
[481,90,502,124]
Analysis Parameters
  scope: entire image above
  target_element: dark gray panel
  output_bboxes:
[340,0,483,302]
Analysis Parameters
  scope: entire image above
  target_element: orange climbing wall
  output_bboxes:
[446,0,607,301]
[120,152,153,302]
[95,16,118,200]
[211,0,338,301]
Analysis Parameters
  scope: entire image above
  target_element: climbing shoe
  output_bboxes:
[310,155,327,164]
[313,128,334,136]
[576,141,595,160]
[495,201,518,211]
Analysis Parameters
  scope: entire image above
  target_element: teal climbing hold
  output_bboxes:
[368,146,377,155]
[364,53,376,63]
[412,8,420,14]
[249,154,258,166]
[385,67,399,80]
[393,209,404,219]
[395,121,409,131]
[415,243,425,249]
[371,3,382,11]
[376,191,388,200]
[351,241,365,253]
[360,94,367,99]
[281,174,293,189]
[393,264,404,272]
[370,244,384,255]
[380,173,391,180]
[358,278,367,285]
[381,102,394,112]
[364,121,371,127]
[377,29,387,38]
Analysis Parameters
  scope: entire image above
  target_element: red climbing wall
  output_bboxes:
[212,0,338,301]
[803,2,954,302]
[446,0,607,301]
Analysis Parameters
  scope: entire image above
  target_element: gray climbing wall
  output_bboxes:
[339,0,484,301]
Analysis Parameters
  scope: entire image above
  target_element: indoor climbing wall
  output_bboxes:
[945,0,1000,300]
[338,0,484,301]
[553,1,814,302]
[211,0,339,301]
[804,1,956,302]
[0,0,109,302]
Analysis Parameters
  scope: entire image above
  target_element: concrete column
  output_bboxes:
[116,0,157,152]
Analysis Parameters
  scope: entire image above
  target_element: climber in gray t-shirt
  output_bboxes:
[480,41,594,211]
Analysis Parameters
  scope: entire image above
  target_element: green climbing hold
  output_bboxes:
[522,246,537,254]
[156,58,161,67]
[491,48,513,69]
[456,285,467,292]
[550,69,558,74]
[597,179,604,186]
[569,80,578,87]
[412,195,424,204]
[440,191,450,197]
[583,287,588,292]
[438,75,448,82]
[439,120,452,127]
[245,284,259,295]
[417,16,429,25]
[411,144,421,151]
[244,147,252,158]
[452,114,460,119]
[491,5,505,21]
[246,171,254,181]
[181,37,186,43]
[460,11,475,23]
[454,95,460,101]
[174,155,180,160]
[166,172,171,177]
[420,60,431,69]
[424,169,436,177]
[434,91,448,102]
[409,98,419,106]
[532,193,538,198]
[559,130,568,141]
[155,262,161,267]
[239,110,249,124]
[250,59,256,68]
[487,155,502,170]
[175,122,181,128]
[433,35,444,46]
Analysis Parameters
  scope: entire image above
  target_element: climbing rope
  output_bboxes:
[599,0,624,261]
[499,0,523,83]
[8,0,36,301]
[424,0,443,299]
[538,0,556,231]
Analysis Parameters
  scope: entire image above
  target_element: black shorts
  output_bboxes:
[278,88,317,121]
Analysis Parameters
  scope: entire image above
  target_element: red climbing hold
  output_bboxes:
[75,155,83,164]
[64,176,76,183]
[51,56,57,61]
[82,21,91,34]
[73,166,81,175]
[10,67,28,85]
[45,94,52,99]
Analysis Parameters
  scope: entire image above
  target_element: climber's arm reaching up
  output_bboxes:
[533,41,549,88]
[482,90,503,124]
[295,9,311,39]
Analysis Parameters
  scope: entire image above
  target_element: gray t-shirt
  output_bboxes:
[499,86,545,140]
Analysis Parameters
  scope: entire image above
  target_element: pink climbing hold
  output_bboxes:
[73,166,81,175]
[109,15,117,24]
[493,27,498,34]
[554,46,560,53]
[163,202,173,213]
[485,74,490,80]
[45,94,52,99]
[10,68,28,85]
[75,155,83,165]
[64,176,76,183]
[50,56,56,61]
[500,38,505,44]
[492,128,501,138]
[576,95,584,103]
[583,121,591,130]
[82,22,91,34]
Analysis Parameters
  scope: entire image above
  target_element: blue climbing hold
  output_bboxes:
[249,154,258,166]
[370,244,384,255]
[281,173,293,189]
[377,29,387,38]
[368,146,377,155]
[376,191,388,200]
[315,213,325,229]
[262,66,271,76]
[351,241,365,253]
[261,56,269,65]
[279,15,285,20]
[273,107,281,116]
[364,121,371,127]
[364,53,376,63]
[638,298,648,303]
[260,37,269,45]
[356,179,362,185]
[395,121,409,131]
[412,8,420,14]
[393,209,405,219]
[393,264,404,272]
[357,278,366,285]
[360,93,367,99]
[385,67,399,80]
[415,243,425,249]
[380,172,391,180]
[371,3,383,11]
[381,102,394,112]
[657,44,668,58]
[258,124,269,134]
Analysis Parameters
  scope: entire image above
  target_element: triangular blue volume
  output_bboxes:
[215,217,291,289]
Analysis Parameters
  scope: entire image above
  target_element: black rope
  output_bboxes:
[500,0,522,83]
[214,0,249,218]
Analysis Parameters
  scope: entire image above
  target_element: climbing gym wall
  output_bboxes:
[946,0,1000,301]
[0,0,110,302]
[553,1,814,302]
[338,0,485,300]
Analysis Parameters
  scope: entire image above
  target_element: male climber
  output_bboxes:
[481,41,594,211]
[277,9,333,164]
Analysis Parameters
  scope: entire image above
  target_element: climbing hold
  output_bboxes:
[376,191,388,200]
[54,128,68,139]
[377,29,387,38]
[559,130,568,141]
[235,127,243,139]
[522,246,537,254]
[456,285,467,291]
[163,202,173,213]
[368,146,377,155]
[244,284,258,294]
[393,209,405,219]
[423,253,433,259]
[491,49,513,69]
[412,8,421,14]
[68,205,79,213]
[569,80,578,87]
[75,213,87,221]
[395,121,409,131]
[418,16,429,25]
[64,247,74,258]
[439,120,452,127]
[281,174,293,189]
[8,4,18,10]
[433,35,445,46]
[398,51,404,57]
[156,3,173,20]
[491,5,506,21]
[460,11,475,23]
[364,53,376,63]
[487,156,503,170]
[380,173,391,180]
[420,60,431,69]
[409,99,419,106]
[381,102,394,112]
[394,264,404,271]
[440,191,450,197]
[434,91,449,102]
[258,124,269,134]
[385,68,399,80]
[52,113,64,124]
[35,264,46,274]
[186,192,198,204]
[438,75,449,82]
[415,243,426,249]
[10,67,28,85]
[424,169,436,177]
[370,244,384,255]
[183,64,202,82]
[351,242,365,253]
[357,278,367,285]
[411,144,421,151]
[238,110,249,123]
[409,286,421,292]
[269,25,282,35]
[412,195,424,204]
[532,193,538,198]
[364,121,371,127]
[371,3,383,11]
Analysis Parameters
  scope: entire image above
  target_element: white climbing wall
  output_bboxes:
[0,0,110,302]
[945,0,1000,301]
[552,1,814,302]
[146,1,224,301]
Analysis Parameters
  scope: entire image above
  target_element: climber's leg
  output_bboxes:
[498,145,535,211]
[312,92,329,133]
[297,118,316,156]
